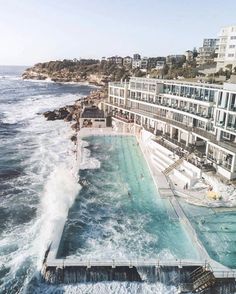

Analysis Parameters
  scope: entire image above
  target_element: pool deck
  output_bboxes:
[43,128,236,283]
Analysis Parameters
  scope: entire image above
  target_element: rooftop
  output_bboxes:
[81,105,105,118]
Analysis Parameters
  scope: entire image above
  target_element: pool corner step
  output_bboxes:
[158,188,174,198]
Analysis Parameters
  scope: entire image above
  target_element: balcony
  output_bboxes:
[220,162,232,171]
[226,127,236,134]
[163,92,214,103]
[216,121,225,127]
[130,98,211,120]
[113,112,134,123]
[105,100,236,154]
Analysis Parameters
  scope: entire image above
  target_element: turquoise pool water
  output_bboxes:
[180,201,236,269]
[57,135,200,261]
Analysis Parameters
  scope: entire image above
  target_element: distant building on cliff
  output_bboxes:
[140,57,149,70]
[107,56,123,65]
[197,38,218,65]
[123,56,133,67]
[185,50,194,62]
[148,57,166,69]
[132,53,142,69]
[133,53,141,61]
[215,25,236,71]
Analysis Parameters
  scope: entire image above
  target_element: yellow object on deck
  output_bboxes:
[207,190,219,200]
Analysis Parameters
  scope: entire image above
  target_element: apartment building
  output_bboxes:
[103,77,236,180]
[215,25,236,71]
[197,38,218,65]
[148,57,166,69]
[123,56,133,67]
[140,57,149,70]
[107,56,123,65]
[133,53,141,60]
[185,50,194,62]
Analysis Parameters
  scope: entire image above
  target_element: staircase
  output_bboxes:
[179,266,216,293]
[163,153,194,176]
[190,266,216,293]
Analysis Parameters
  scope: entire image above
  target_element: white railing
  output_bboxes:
[46,258,209,268]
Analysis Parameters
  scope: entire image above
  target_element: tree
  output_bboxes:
[161,64,169,77]
[193,47,198,58]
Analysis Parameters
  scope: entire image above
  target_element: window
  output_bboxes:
[229,45,236,48]
[222,131,231,140]
[230,36,236,40]
[228,53,234,57]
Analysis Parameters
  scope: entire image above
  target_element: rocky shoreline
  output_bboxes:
[42,88,106,142]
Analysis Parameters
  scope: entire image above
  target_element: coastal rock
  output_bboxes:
[65,113,73,122]
[71,135,77,142]
[71,122,80,130]
[43,107,71,121]
[43,111,58,121]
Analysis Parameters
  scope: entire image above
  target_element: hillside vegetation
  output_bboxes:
[22,59,146,85]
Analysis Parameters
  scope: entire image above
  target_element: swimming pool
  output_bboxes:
[180,201,236,269]
[57,135,200,261]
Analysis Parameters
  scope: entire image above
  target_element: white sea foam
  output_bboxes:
[22,77,54,84]
[0,79,84,292]
[0,75,21,80]
[1,92,81,124]
[39,282,180,294]
[36,165,80,265]
[79,140,101,170]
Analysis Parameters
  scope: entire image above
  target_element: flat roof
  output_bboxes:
[81,106,104,118]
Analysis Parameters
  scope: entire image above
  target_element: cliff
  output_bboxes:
[22,59,140,85]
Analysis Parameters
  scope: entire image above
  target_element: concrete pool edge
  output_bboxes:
[43,128,236,284]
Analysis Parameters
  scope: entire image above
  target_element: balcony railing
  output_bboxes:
[163,92,214,103]
[105,100,236,153]
[113,112,134,123]
[130,98,211,119]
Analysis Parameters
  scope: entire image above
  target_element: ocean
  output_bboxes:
[0,66,181,293]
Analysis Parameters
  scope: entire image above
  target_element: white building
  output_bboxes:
[123,56,132,67]
[132,59,142,69]
[140,57,148,69]
[80,105,106,128]
[215,25,236,71]
[185,50,194,62]
[197,39,218,65]
[156,61,165,70]
[103,77,236,180]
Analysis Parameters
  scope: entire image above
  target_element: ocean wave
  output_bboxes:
[0,78,82,292]
[79,140,101,170]
[0,92,80,124]
[29,281,179,294]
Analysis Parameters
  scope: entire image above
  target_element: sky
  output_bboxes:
[0,0,236,66]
